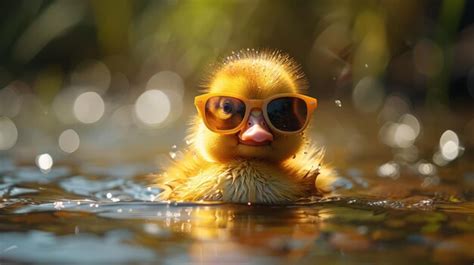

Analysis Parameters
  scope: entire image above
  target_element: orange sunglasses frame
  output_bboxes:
[194,93,318,135]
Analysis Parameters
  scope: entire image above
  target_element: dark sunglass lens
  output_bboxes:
[205,96,246,131]
[267,97,307,132]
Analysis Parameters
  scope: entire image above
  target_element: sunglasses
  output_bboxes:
[194,93,317,134]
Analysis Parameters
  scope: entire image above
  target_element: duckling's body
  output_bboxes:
[157,50,337,203]
[159,147,330,203]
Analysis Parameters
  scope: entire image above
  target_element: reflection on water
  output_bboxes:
[1,230,156,264]
[1,156,473,264]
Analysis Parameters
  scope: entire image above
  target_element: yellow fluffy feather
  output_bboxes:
[155,50,338,203]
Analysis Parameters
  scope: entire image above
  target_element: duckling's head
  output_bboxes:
[193,50,311,163]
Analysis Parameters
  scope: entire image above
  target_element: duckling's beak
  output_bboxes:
[238,110,273,146]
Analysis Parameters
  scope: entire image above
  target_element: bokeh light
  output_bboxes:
[393,124,416,148]
[0,117,18,150]
[35,153,53,172]
[439,130,460,161]
[399,114,421,136]
[377,162,399,179]
[417,162,436,176]
[352,77,385,113]
[146,71,185,96]
[73,92,105,124]
[379,113,421,149]
[0,84,22,118]
[145,71,184,123]
[58,129,80,153]
[433,151,448,166]
[134,90,171,126]
[378,95,411,122]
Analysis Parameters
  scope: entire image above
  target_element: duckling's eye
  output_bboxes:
[221,100,234,114]
[216,98,239,119]
[205,96,246,131]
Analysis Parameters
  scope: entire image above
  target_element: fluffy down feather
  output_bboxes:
[155,50,337,203]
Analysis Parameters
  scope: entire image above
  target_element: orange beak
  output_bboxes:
[238,110,273,146]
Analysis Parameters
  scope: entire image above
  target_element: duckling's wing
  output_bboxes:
[282,143,339,194]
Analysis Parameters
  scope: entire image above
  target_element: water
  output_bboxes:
[1,156,473,265]
[1,106,473,264]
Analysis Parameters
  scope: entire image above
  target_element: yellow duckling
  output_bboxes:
[157,50,337,204]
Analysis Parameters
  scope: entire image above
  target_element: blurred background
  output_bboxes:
[0,0,472,172]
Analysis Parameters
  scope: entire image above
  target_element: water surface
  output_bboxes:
[1,156,473,265]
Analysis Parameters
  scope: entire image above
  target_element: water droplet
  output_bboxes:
[106,192,112,199]
[335,100,342,107]
[247,202,252,206]
[169,152,177,160]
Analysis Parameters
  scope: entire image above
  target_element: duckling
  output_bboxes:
[156,50,338,204]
